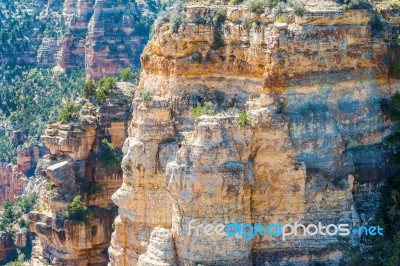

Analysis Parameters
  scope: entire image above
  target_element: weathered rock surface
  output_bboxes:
[2,0,162,80]
[40,0,162,80]
[0,144,47,204]
[109,97,175,265]
[137,228,177,266]
[0,143,47,263]
[85,0,150,80]
[0,163,27,204]
[29,82,134,265]
[108,3,400,266]
[0,230,29,263]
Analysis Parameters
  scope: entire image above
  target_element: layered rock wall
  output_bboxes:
[37,0,162,80]
[109,3,400,265]
[85,0,149,80]
[0,231,29,263]
[0,163,28,204]
[29,82,134,265]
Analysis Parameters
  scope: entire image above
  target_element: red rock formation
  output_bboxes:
[84,0,151,81]
[0,163,27,204]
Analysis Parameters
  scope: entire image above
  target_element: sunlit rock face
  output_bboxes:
[108,2,400,265]
[36,0,161,80]
[0,163,28,204]
[29,83,134,265]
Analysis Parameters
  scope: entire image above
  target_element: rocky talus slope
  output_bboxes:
[108,3,400,266]
[28,82,134,265]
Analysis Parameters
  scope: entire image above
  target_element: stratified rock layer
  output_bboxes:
[40,0,161,81]
[109,3,400,266]
[0,163,27,204]
[29,82,134,265]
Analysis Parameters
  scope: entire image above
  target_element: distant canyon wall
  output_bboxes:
[25,0,161,81]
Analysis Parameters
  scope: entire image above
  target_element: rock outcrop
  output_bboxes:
[2,0,162,80]
[84,0,152,81]
[0,144,46,264]
[17,145,49,176]
[0,230,29,263]
[108,2,400,265]
[0,144,48,204]
[29,82,134,265]
[0,163,27,204]
[38,0,163,80]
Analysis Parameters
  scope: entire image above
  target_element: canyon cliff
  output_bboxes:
[1,0,397,265]
[0,144,47,203]
[0,0,162,80]
[107,2,400,265]
[28,82,134,265]
[39,0,162,80]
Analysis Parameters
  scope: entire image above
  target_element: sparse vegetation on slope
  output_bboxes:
[0,67,85,162]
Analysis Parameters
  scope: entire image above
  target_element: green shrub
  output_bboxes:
[214,90,225,106]
[170,12,185,33]
[277,16,285,23]
[251,21,261,29]
[245,0,268,14]
[80,182,102,195]
[18,218,28,228]
[291,0,306,16]
[211,10,227,50]
[394,60,400,79]
[57,102,80,124]
[205,52,213,62]
[83,72,136,103]
[66,195,89,224]
[95,77,117,104]
[97,139,122,172]
[192,53,202,63]
[141,90,154,101]
[199,86,211,99]
[0,67,85,145]
[142,53,150,61]
[82,80,96,99]
[238,111,252,128]
[0,194,37,232]
[275,1,287,16]
[339,0,372,9]
[369,13,385,37]
[15,193,38,214]
[192,102,216,117]
[0,134,17,163]
[276,101,285,114]
[178,90,190,100]
[120,67,134,81]
[5,249,26,266]
[0,200,15,230]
